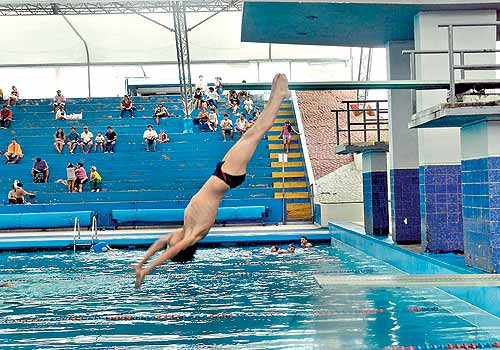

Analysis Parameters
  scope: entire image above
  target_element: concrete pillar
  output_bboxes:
[386,40,421,243]
[461,121,500,273]
[414,10,496,252]
[362,151,389,236]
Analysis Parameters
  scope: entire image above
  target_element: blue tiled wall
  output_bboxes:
[419,165,463,253]
[462,157,500,273]
[390,168,421,243]
[363,171,389,236]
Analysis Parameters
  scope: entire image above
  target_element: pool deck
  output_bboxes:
[0,224,330,251]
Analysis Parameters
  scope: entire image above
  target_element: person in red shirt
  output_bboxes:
[120,95,134,118]
[0,105,13,129]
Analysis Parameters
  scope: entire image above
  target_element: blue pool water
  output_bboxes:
[1,242,499,349]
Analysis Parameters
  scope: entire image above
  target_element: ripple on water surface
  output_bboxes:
[0,244,498,350]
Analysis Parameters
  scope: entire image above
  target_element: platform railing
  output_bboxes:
[403,22,500,104]
[73,217,81,254]
[333,100,389,146]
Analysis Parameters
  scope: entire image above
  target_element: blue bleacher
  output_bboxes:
[0,95,289,228]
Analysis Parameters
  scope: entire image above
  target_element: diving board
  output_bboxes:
[315,274,500,288]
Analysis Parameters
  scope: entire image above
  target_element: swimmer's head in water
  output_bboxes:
[270,245,278,252]
[288,243,295,252]
[171,243,198,263]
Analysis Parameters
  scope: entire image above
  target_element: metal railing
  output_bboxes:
[403,22,500,103]
[333,100,389,146]
[73,217,81,253]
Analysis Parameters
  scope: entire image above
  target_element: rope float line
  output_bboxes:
[1,307,444,324]
[384,342,500,349]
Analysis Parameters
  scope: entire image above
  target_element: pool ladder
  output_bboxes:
[73,216,98,253]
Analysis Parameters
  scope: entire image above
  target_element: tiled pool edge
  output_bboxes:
[329,222,500,319]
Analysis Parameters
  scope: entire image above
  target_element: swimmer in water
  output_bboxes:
[300,236,313,248]
[135,74,290,289]
[270,245,279,253]
[0,282,14,288]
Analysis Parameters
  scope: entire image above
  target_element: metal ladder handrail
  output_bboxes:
[90,215,98,246]
[73,217,81,253]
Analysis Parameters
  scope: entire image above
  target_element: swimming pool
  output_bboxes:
[1,242,499,350]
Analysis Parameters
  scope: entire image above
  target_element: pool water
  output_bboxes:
[0,242,499,350]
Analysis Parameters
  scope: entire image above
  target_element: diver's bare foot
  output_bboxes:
[134,264,145,289]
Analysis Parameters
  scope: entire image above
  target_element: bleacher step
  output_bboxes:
[274,192,309,199]
[268,144,299,150]
[271,171,305,178]
[272,181,307,189]
[270,161,304,168]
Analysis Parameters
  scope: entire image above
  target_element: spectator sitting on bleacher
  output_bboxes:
[206,87,219,109]
[154,103,170,125]
[7,184,16,204]
[53,127,66,154]
[235,114,248,136]
[215,77,223,95]
[120,95,134,118]
[55,104,66,120]
[238,85,249,101]
[252,106,261,121]
[75,162,88,192]
[228,90,239,115]
[220,114,234,142]
[208,108,218,132]
[158,131,170,143]
[104,126,117,153]
[4,138,23,164]
[7,86,18,107]
[89,166,102,192]
[0,104,13,129]
[193,88,203,109]
[197,110,209,131]
[94,131,105,153]
[14,182,35,204]
[53,90,65,111]
[32,157,49,183]
[143,124,158,152]
[244,96,254,114]
[67,127,79,154]
[79,126,93,154]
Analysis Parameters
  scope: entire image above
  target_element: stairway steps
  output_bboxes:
[274,192,309,199]
[270,161,304,168]
[271,171,305,178]
[272,181,307,189]
[268,135,299,141]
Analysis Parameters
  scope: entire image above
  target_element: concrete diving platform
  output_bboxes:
[409,100,500,129]
[335,141,389,155]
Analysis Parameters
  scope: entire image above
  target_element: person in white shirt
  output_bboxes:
[94,131,106,153]
[243,96,254,114]
[220,113,234,142]
[143,124,158,152]
[195,75,207,92]
[79,126,94,154]
[235,114,248,137]
[206,87,219,109]
[208,108,218,132]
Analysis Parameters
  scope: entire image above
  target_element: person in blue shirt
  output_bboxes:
[66,127,80,154]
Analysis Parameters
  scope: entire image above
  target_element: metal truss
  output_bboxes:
[173,2,193,116]
[0,1,242,16]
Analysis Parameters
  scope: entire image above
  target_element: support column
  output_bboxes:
[386,40,421,243]
[414,10,496,252]
[173,3,193,116]
[362,151,389,236]
[461,121,500,273]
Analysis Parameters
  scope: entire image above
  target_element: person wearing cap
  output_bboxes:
[120,95,134,118]
[53,90,65,112]
[153,103,170,125]
[0,104,13,129]
[66,127,79,154]
[143,124,158,152]
[4,138,23,164]
[89,166,102,192]
[79,126,93,154]
[32,157,49,183]
[104,126,117,153]
[74,162,88,192]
